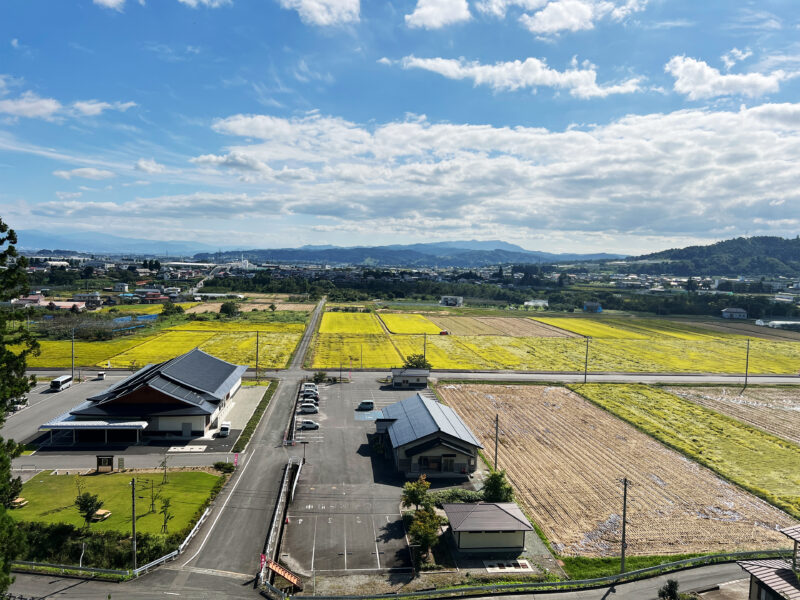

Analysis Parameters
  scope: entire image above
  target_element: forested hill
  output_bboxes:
[625,236,800,276]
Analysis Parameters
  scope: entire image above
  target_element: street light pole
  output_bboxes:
[130,477,137,571]
[71,327,75,382]
[301,440,309,464]
[583,337,590,384]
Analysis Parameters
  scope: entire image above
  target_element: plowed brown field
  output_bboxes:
[427,316,576,337]
[439,384,795,557]
[666,386,800,446]
[185,302,221,314]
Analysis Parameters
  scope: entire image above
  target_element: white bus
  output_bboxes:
[50,375,73,392]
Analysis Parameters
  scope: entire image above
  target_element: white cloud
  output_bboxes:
[10,39,19,49]
[0,91,62,120]
[156,104,800,245]
[177,0,231,7]
[135,158,167,173]
[405,0,471,29]
[93,0,126,10]
[476,0,545,18]
[53,167,116,180]
[71,100,137,116]
[666,55,796,100]
[396,55,641,98]
[277,0,359,26]
[480,0,646,35]
[721,47,753,71]
[56,191,83,200]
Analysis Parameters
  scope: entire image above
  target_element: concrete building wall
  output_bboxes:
[457,531,525,550]
[153,415,206,434]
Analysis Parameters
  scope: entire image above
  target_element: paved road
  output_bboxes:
[8,560,749,599]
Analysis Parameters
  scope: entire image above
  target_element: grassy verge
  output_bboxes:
[11,563,130,581]
[232,381,277,453]
[560,553,706,580]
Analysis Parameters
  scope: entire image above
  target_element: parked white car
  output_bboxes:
[299,420,319,430]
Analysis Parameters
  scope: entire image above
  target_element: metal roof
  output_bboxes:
[380,393,483,450]
[391,368,430,377]
[87,348,246,411]
[782,525,800,544]
[40,412,148,430]
[443,503,533,533]
[739,559,800,600]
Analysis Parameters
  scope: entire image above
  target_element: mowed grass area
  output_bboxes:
[572,384,800,519]
[311,334,403,369]
[318,312,384,334]
[378,313,442,334]
[12,471,220,536]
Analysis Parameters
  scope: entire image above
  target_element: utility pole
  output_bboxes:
[71,327,75,381]
[742,338,750,393]
[339,361,342,384]
[255,331,260,382]
[423,333,427,361]
[494,414,499,470]
[620,477,629,574]
[131,478,137,571]
[301,440,309,464]
[360,343,363,368]
[583,337,590,384]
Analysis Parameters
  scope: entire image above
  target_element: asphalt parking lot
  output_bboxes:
[281,380,415,576]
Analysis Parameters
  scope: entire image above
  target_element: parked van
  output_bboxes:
[218,422,231,437]
[50,375,73,392]
[301,382,317,392]
[356,400,374,411]
[299,403,319,414]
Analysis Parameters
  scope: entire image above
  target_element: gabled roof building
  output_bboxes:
[41,349,246,444]
[377,392,482,478]
[443,502,533,553]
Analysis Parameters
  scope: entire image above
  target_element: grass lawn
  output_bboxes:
[560,553,706,580]
[12,470,220,536]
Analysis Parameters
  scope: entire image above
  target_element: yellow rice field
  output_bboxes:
[532,318,648,339]
[168,321,305,333]
[319,312,384,334]
[25,336,159,368]
[378,313,442,334]
[105,331,218,367]
[311,334,402,369]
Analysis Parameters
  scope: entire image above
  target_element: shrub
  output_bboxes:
[429,488,483,508]
[213,461,235,474]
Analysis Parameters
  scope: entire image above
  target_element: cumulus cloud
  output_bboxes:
[135,158,167,173]
[405,0,471,29]
[177,0,231,6]
[479,0,646,35]
[665,55,796,100]
[93,0,126,9]
[56,191,83,200]
[395,55,641,98]
[72,100,137,116]
[53,167,116,180]
[148,105,800,243]
[0,91,62,120]
[721,47,752,71]
[277,0,359,26]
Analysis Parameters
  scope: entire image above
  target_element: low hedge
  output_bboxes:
[232,381,277,453]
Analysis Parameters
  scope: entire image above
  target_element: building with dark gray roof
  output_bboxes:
[443,503,533,553]
[40,349,247,444]
[376,392,482,478]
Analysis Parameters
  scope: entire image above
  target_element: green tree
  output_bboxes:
[401,474,431,511]
[312,371,327,384]
[269,303,277,312]
[408,508,440,561]
[483,469,514,502]
[74,492,104,529]
[161,301,184,317]
[0,219,38,592]
[402,353,432,370]
[159,497,174,534]
[657,579,680,600]
[219,301,239,317]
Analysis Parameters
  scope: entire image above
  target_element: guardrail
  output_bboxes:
[260,458,301,587]
[179,506,211,553]
[132,550,179,576]
[11,560,128,577]
[303,549,790,600]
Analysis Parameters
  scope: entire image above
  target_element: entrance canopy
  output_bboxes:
[40,413,149,431]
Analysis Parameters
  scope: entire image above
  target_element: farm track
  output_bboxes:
[439,384,796,557]
[666,386,800,447]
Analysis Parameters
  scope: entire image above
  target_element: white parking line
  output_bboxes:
[371,514,380,569]
[311,515,318,572]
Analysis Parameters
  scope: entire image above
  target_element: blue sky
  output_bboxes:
[1,0,799,254]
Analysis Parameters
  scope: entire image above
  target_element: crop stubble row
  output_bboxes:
[439,384,794,557]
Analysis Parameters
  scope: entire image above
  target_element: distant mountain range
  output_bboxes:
[625,236,800,276]
[195,240,624,267]
[16,230,227,256]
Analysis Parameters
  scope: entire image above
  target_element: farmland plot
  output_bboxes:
[106,331,217,367]
[312,334,402,368]
[601,319,744,340]
[574,384,800,519]
[665,386,800,447]
[392,335,495,370]
[378,313,442,334]
[428,316,504,336]
[533,318,648,339]
[481,317,577,337]
[25,336,159,368]
[168,321,306,333]
[319,312,384,334]
[440,384,795,557]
